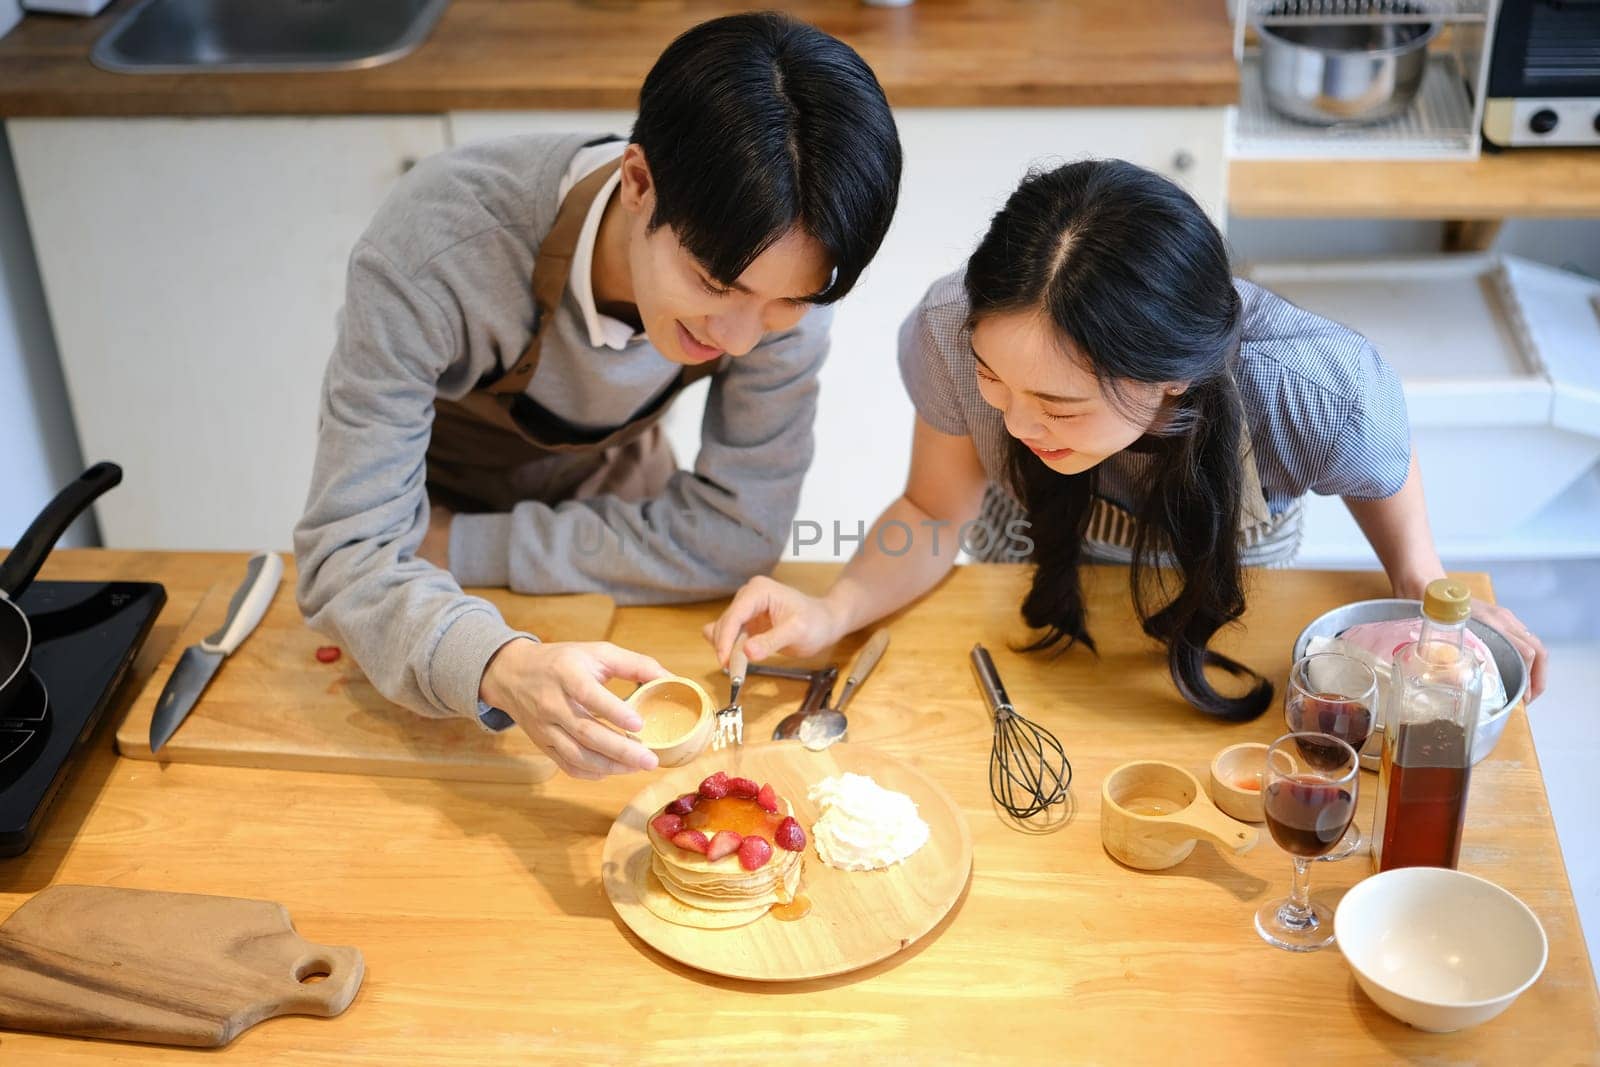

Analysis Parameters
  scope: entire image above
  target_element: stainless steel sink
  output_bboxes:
[91,0,452,73]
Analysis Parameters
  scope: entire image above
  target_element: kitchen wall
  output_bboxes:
[0,127,93,547]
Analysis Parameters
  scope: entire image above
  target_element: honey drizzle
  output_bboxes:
[684,796,784,839]
[769,893,812,922]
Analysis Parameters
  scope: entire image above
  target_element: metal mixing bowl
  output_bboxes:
[1256,7,1440,125]
[1292,599,1528,767]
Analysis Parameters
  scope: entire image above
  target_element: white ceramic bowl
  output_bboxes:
[1335,867,1547,1033]
[1293,599,1527,767]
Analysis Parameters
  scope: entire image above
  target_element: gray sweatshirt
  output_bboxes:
[293,133,831,724]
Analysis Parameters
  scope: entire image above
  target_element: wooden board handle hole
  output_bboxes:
[296,959,332,984]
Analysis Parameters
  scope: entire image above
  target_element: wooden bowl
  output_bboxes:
[1100,760,1259,871]
[625,676,713,767]
[1209,742,1268,823]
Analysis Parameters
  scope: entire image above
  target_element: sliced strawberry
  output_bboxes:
[727,776,760,799]
[697,771,731,800]
[705,830,743,861]
[773,816,806,852]
[671,829,710,854]
[650,813,685,838]
[756,782,779,813]
[665,792,699,816]
[737,835,773,871]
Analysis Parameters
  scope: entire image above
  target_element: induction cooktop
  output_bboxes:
[0,580,164,856]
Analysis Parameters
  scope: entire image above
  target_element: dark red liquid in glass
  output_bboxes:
[1264,775,1356,858]
[1379,720,1471,871]
[1290,692,1373,753]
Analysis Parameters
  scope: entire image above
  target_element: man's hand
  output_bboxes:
[419,504,453,570]
[480,638,669,780]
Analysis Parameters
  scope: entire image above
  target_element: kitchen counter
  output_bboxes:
[0,0,1238,117]
[1,549,1596,1062]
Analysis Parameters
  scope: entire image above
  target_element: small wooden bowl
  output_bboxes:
[1209,742,1268,823]
[1100,760,1259,871]
[625,676,714,767]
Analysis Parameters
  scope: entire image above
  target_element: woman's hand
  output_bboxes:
[479,638,668,779]
[703,576,849,666]
[1470,599,1548,703]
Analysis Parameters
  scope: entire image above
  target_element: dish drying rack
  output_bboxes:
[1229,0,1499,160]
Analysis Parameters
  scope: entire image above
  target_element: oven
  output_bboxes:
[1483,0,1600,147]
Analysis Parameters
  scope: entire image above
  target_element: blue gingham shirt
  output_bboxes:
[898,270,1412,516]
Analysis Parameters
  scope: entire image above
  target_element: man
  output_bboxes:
[294,13,901,780]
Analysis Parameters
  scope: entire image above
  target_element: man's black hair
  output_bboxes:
[632,11,901,304]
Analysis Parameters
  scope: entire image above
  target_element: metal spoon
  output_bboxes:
[770,666,837,741]
[773,629,891,744]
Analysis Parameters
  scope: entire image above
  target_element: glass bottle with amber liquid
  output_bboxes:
[1372,579,1484,872]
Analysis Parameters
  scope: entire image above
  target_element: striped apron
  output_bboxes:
[975,420,1305,568]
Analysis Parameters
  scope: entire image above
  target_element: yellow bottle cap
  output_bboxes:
[1422,578,1472,623]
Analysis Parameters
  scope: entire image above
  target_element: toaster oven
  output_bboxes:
[1483,0,1600,147]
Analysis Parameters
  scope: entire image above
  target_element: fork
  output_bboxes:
[711,644,748,750]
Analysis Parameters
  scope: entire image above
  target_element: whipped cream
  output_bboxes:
[807,773,929,872]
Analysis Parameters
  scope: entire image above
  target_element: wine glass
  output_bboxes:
[1255,731,1360,952]
[1284,652,1377,861]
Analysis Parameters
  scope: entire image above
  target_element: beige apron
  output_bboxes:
[979,418,1305,567]
[425,159,725,514]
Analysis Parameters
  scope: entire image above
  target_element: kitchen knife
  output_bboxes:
[149,552,284,753]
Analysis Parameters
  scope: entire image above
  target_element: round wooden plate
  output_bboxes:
[602,742,973,982]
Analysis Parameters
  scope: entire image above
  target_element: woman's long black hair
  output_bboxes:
[964,160,1272,721]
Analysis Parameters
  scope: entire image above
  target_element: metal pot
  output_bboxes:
[1256,9,1440,126]
[1291,598,1527,769]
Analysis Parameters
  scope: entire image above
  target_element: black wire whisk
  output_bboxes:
[970,643,1072,820]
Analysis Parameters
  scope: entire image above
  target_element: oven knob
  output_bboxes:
[1529,109,1559,135]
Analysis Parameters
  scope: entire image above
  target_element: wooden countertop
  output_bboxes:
[1230,150,1600,220]
[2,550,1596,1062]
[0,0,1239,117]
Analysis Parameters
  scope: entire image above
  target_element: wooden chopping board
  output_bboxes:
[115,558,616,783]
[0,885,363,1048]
[603,742,973,981]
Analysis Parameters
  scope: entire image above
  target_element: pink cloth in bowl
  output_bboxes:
[1336,619,1507,711]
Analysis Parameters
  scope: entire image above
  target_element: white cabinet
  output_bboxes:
[451,108,1227,559]
[9,116,448,550]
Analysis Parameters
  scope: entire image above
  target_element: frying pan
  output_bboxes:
[0,463,123,719]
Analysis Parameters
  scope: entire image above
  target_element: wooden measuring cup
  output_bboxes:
[1100,760,1259,870]
[625,676,714,767]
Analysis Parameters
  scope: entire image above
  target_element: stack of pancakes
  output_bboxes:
[638,800,803,930]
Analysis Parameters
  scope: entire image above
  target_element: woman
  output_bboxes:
[706,160,1545,717]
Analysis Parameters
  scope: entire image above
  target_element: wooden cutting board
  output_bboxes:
[0,885,363,1048]
[603,742,973,981]
[115,558,616,783]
